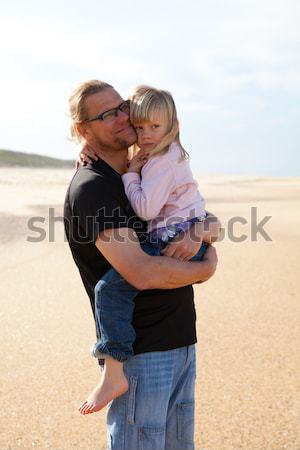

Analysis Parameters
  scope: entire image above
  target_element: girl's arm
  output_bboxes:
[122,156,176,221]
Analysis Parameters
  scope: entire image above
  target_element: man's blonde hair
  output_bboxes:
[129,85,189,160]
[69,80,113,143]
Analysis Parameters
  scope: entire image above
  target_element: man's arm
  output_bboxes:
[96,227,217,291]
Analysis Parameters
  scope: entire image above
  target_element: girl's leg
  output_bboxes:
[78,356,128,415]
[79,268,138,415]
[92,242,161,363]
[79,242,161,415]
[190,241,209,261]
[93,268,138,362]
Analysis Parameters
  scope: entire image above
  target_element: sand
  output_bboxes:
[0,167,299,450]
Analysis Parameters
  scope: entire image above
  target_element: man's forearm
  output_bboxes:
[139,250,216,290]
[96,227,217,291]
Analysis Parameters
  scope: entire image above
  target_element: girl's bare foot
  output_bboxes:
[79,357,128,415]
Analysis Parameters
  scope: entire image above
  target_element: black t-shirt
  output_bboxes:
[64,159,197,355]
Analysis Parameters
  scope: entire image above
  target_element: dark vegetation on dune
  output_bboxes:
[0,149,74,168]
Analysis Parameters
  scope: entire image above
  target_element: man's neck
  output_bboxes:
[95,148,128,175]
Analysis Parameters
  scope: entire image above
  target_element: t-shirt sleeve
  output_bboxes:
[74,178,133,244]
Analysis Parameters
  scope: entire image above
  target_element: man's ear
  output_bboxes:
[76,122,90,141]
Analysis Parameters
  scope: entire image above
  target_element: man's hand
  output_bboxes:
[195,245,218,283]
[161,230,203,261]
[127,150,149,173]
[160,211,221,262]
[202,212,221,243]
[75,144,98,169]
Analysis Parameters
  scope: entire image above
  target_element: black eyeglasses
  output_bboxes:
[84,100,130,123]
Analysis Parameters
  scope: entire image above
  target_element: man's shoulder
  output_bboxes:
[68,165,114,201]
[72,165,107,187]
[65,164,130,224]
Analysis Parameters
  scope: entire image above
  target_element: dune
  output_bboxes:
[0,149,74,168]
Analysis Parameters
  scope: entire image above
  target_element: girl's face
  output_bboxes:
[134,115,169,152]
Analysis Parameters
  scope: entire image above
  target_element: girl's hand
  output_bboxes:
[161,229,203,261]
[75,145,98,169]
[127,150,149,173]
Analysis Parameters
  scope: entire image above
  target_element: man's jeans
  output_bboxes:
[106,345,196,450]
[93,237,208,362]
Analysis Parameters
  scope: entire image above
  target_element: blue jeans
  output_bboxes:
[93,233,208,362]
[106,345,196,450]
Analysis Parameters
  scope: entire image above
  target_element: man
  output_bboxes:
[64,80,219,450]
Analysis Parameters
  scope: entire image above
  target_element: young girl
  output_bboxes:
[79,86,210,415]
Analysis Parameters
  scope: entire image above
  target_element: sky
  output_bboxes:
[0,0,299,175]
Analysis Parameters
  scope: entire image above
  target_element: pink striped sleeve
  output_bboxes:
[121,156,176,221]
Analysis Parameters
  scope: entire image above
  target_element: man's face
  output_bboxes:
[82,88,137,151]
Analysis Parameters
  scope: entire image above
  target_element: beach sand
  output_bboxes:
[0,167,299,450]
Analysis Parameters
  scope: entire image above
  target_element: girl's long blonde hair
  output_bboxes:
[129,85,189,161]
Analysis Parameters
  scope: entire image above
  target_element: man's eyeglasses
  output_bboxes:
[84,100,130,123]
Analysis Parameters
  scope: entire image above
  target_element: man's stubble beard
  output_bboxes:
[95,133,136,153]
[115,127,137,149]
